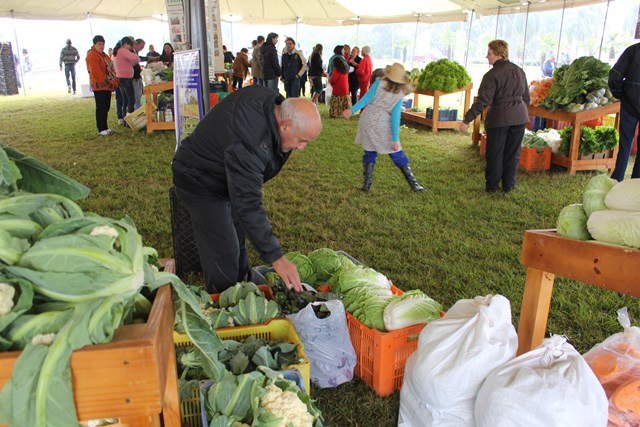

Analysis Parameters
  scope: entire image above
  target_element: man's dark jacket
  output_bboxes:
[609,42,640,117]
[172,85,289,263]
[260,39,281,79]
[463,59,530,129]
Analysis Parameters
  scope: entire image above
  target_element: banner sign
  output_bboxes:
[206,0,225,73]
[165,0,187,50]
[173,49,205,149]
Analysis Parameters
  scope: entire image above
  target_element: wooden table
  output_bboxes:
[401,84,472,133]
[144,81,175,134]
[517,230,640,356]
[527,103,620,175]
[0,259,179,427]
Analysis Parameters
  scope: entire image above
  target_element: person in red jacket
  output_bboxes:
[357,46,373,100]
[329,56,350,118]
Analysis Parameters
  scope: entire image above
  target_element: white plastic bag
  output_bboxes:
[475,335,608,427]
[398,294,517,427]
[324,82,332,105]
[584,308,640,426]
[287,300,357,388]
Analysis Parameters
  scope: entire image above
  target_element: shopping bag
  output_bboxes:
[324,82,332,106]
[584,307,640,426]
[287,300,356,388]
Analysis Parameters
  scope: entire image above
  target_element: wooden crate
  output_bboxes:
[519,147,552,171]
[0,259,180,427]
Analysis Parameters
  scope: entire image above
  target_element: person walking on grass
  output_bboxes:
[261,33,281,92]
[342,63,424,192]
[86,35,119,136]
[60,39,80,94]
[329,56,350,118]
[609,41,640,181]
[459,40,530,193]
[172,86,322,293]
[308,44,324,105]
[113,37,140,122]
[232,48,251,90]
[251,35,265,86]
[281,37,306,98]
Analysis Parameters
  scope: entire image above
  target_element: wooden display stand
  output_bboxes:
[517,230,640,356]
[0,259,180,427]
[144,81,176,134]
[401,84,472,133]
[527,103,620,175]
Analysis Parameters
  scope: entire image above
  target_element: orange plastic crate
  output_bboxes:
[519,146,551,171]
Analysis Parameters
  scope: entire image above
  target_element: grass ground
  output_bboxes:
[0,91,638,426]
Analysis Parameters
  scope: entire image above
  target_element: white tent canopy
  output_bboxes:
[0,0,610,25]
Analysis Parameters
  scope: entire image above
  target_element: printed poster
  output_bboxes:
[206,0,225,74]
[165,0,187,51]
[173,49,205,149]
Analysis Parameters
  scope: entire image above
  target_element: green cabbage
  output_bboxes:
[307,248,342,284]
[605,179,640,211]
[284,251,316,285]
[582,174,617,217]
[383,290,442,330]
[334,267,391,293]
[556,204,591,240]
[587,210,640,249]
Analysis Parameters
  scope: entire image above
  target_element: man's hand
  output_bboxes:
[342,109,352,119]
[272,256,303,292]
[459,122,469,133]
[59,66,62,71]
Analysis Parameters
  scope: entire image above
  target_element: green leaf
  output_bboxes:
[0,146,21,194]
[229,351,250,375]
[180,301,226,382]
[1,145,90,200]
[252,346,278,369]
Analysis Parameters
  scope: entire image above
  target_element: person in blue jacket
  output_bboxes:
[342,63,423,192]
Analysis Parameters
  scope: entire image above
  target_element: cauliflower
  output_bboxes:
[0,283,15,317]
[31,333,56,346]
[260,384,313,427]
[90,225,119,239]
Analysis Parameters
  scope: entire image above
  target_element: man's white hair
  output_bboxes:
[362,46,371,55]
[279,98,321,135]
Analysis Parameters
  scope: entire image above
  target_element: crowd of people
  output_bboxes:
[85,34,175,136]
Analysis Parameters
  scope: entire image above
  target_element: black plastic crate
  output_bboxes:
[169,186,203,278]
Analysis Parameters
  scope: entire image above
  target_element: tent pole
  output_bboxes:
[598,0,612,60]
[556,0,566,61]
[464,10,474,69]
[10,10,26,96]
[522,2,530,67]
[411,14,420,69]
[87,12,94,38]
[356,17,360,45]
[495,6,501,39]
[296,17,299,41]
[230,17,233,52]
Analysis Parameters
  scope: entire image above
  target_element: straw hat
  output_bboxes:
[384,63,409,85]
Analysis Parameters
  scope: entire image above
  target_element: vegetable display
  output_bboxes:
[542,56,613,112]
[383,290,442,331]
[558,126,619,157]
[557,176,640,249]
[529,78,555,107]
[414,59,472,93]
[0,146,206,427]
[265,272,338,316]
[522,130,549,153]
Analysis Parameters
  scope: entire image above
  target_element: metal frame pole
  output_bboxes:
[598,0,612,60]
[464,10,474,68]
[495,6,501,39]
[556,0,566,61]
[522,2,530,67]
[411,14,420,69]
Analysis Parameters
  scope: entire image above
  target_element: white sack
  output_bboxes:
[398,294,517,427]
[475,335,608,427]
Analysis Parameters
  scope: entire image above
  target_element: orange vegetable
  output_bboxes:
[611,379,640,423]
